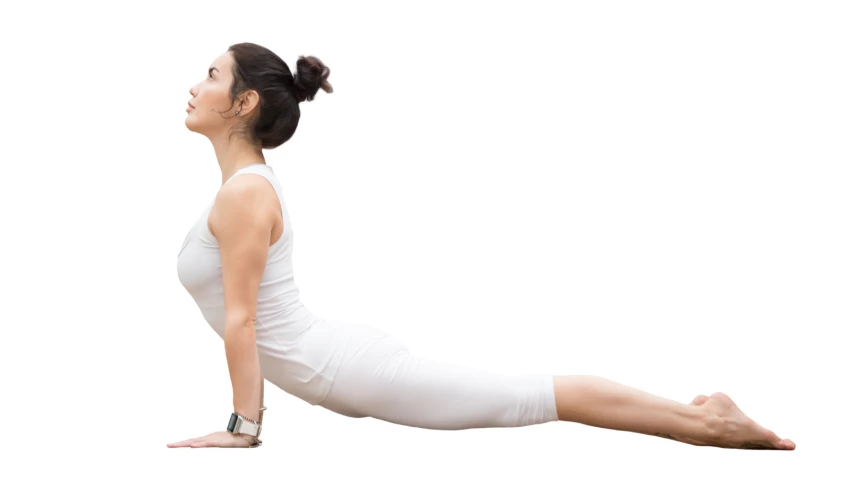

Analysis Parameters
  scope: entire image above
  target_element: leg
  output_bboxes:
[316,327,559,430]
[553,375,796,450]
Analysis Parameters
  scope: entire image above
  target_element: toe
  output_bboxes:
[710,392,735,405]
[764,431,798,450]
[691,394,709,406]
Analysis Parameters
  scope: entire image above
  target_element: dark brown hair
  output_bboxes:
[225,42,333,149]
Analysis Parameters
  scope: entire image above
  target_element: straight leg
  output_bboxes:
[316,329,560,430]
[552,375,795,450]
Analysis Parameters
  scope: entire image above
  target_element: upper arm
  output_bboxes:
[208,174,278,327]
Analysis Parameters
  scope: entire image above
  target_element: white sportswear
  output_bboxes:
[176,163,559,429]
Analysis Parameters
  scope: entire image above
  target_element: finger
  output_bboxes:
[189,441,208,448]
[167,437,201,447]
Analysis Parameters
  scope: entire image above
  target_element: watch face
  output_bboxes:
[227,413,239,432]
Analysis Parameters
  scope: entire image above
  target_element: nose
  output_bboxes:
[189,85,197,97]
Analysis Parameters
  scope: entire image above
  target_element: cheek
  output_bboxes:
[200,88,230,110]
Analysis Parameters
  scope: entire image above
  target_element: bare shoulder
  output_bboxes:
[208,174,280,242]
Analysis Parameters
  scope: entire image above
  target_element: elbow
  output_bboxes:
[225,314,257,333]
[223,315,257,350]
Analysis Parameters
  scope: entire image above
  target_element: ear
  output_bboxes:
[237,90,261,116]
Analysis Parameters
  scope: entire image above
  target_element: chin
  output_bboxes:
[184,117,199,133]
[184,116,213,138]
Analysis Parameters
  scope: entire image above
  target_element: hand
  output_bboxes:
[167,430,261,448]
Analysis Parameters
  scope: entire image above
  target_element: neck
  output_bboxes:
[210,133,266,185]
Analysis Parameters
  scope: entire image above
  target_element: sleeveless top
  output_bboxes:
[176,163,337,405]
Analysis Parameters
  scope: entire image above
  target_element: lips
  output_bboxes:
[188,102,195,109]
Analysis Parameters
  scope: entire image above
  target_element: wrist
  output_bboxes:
[235,410,261,424]
[227,411,263,439]
[235,433,262,448]
[235,404,266,424]
[234,404,262,424]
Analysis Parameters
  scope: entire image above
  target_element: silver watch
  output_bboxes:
[227,412,262,437]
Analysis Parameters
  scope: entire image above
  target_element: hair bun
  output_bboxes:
[293,55,333,103]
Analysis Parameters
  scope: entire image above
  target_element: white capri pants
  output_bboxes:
[257,311,560,430]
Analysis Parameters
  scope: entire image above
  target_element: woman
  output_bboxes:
[167,42,795,450]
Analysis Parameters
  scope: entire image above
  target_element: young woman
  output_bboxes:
[167,42,795,450]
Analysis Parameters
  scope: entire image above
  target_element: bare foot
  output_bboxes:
[692,392,796,450]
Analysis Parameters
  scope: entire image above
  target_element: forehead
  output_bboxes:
[210,52,233,72]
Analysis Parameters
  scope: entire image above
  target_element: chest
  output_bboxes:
[176,206,223,299]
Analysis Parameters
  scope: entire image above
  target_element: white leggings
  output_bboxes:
[257,311,560,430]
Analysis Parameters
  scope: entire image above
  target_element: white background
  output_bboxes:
[1,0,846,475]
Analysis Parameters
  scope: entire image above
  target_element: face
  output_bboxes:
[185,52,239,137]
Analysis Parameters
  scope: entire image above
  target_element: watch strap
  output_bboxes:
[227,412,262,437]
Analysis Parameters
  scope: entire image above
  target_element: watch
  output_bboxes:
[227,412,262,438]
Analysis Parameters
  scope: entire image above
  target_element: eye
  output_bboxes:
[208,71,214,79]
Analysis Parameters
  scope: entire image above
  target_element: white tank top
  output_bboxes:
[176,163,337,405]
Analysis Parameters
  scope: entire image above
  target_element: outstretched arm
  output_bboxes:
[167,174,278,449]
[210,174,280,424]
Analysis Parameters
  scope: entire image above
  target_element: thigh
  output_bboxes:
[318,331,559,430]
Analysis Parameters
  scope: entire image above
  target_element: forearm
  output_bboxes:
[224,319,263,423]
[259,378,265,425]
[554,375,709,441]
